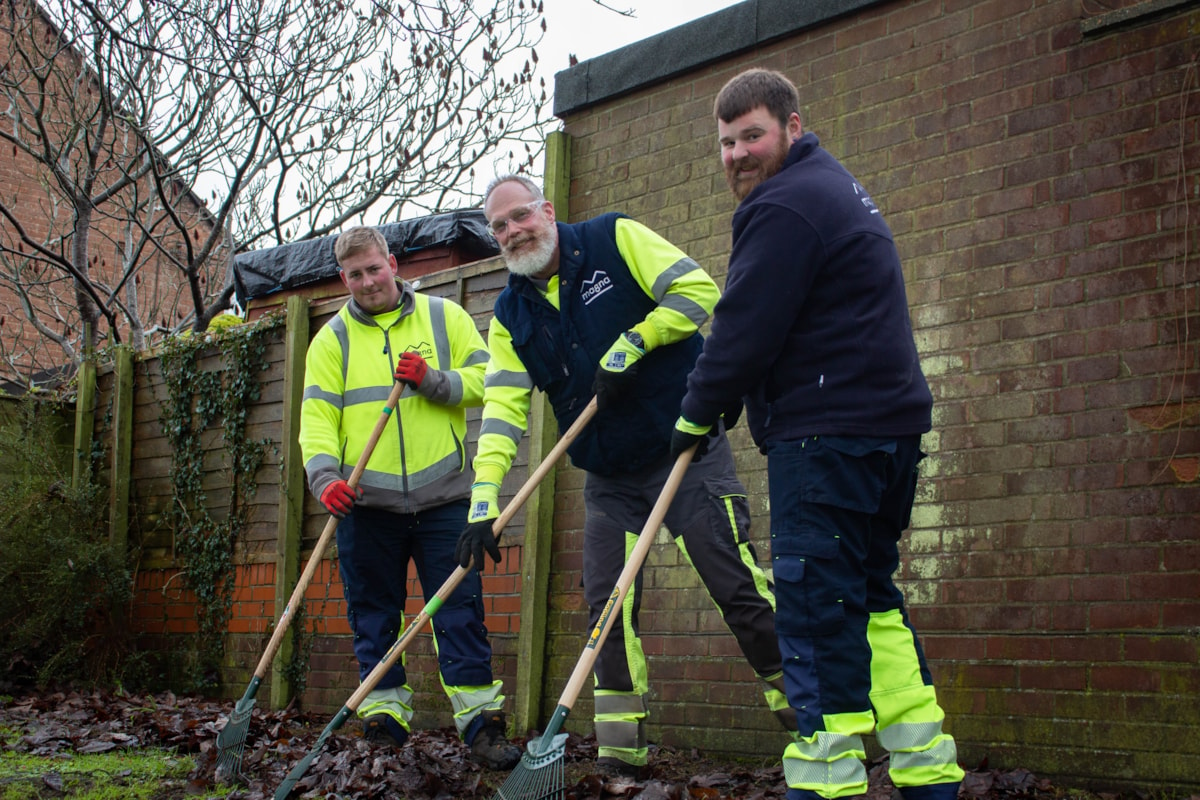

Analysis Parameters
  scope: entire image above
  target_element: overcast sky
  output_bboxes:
[537,0,744,74]
[466,0,744,195]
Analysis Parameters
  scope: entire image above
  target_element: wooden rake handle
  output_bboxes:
[251,380,407,681]
[342,396,601,712]
[555,445,696,711]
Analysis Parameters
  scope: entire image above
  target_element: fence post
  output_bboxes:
[272,294,310,708]
[108,347,134,552]
[512,130,572,734]
[72,355,96,491]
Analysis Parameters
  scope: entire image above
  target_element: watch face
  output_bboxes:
[626,331,644,349]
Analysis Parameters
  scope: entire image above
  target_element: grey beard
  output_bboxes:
[503,233,557,277]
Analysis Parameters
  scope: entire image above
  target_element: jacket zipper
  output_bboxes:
[383,327,412,514]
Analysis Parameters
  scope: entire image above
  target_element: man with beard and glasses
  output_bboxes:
[670,68,964,800]
[454,174,793,778]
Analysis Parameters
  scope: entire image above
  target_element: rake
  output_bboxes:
[272,398,600,800]
[214,379,406,782]
[491,444,696,800]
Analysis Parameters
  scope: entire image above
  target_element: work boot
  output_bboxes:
[596,756,643,780]
[363,714,409,748]
[469,711,521,770]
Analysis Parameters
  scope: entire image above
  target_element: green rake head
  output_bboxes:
[274,707,352,799]
[492,733,569,800]
[214,695,256,784]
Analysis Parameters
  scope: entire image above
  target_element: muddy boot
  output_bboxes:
[468,710,521,770]
[363,714,409,748]
[596,756,643,779]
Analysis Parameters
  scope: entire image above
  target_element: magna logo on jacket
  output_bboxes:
[406,342,435,360]
[580,270,613,305]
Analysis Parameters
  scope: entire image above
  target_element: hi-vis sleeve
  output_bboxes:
[431,297,488,407]
[472,315,534,487]
[614,217,719,351]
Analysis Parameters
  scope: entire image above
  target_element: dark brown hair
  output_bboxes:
[714,68,800,129]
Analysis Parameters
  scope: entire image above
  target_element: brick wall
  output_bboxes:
[551,0,1200,791]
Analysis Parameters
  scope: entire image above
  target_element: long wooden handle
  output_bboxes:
[555,445,695,710]
[343,396,601,711]
[251,380,407,680]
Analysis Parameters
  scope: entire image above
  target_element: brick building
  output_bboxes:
[0,0,215,392]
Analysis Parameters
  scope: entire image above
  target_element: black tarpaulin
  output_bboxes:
[232,209,498,305]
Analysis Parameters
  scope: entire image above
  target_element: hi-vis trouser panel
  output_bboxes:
[339,501,504,740]
[765,435,963,800]
[582,430,783,766]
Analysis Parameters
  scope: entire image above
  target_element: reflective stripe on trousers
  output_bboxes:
[594,690,649,765]
[767,436,963,797]
[446,680,507,737]
[582,431,785,761]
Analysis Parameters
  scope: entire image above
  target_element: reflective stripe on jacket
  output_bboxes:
[300,282,488,514]
[481,214,709,477]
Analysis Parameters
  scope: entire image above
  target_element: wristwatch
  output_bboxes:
[624,330,645,350]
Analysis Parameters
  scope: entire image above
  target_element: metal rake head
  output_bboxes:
[491,733,569,800]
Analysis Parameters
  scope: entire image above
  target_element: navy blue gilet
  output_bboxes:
[493,213,702,476]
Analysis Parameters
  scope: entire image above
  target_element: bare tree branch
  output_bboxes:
[589,0,635,17]
[0,0,549,389]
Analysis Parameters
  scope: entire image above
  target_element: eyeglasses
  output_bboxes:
[486,201,543,236]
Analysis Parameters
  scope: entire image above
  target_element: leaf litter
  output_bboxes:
[0,689,1168,800]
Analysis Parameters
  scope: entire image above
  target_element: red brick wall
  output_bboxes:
[130,553,523,729]
[554,0,1200,791]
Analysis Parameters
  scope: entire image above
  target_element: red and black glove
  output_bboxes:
[394,351,429,388]
[320,479,362,518]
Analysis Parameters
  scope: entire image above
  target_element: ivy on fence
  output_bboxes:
[157,317,281,689]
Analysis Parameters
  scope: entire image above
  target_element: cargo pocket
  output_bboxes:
[704,477,752,549]
[772,532,844,637]
[802,436,889,514]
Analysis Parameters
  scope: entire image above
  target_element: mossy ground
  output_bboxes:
[0,747,217,800]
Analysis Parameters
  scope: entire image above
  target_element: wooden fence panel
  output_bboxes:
[98,257,537,730]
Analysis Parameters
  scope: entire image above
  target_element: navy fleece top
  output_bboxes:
[681,133,932,448]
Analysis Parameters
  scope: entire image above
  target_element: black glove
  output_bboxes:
[720,400,743,432]
[592,331,645,411]
[592,364,639,411]
[670,401,742,462]
[669,416,715,462]
[456,520,501,570]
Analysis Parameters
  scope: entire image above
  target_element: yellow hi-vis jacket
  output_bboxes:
[300,281,488,515]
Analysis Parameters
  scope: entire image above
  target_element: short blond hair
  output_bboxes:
[334,226,389,267]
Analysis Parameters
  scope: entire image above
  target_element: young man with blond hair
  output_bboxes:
[299,225,519,770]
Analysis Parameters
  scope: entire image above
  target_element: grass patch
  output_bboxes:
[0,748,221,800]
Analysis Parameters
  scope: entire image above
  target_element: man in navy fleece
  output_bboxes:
[670,68,964,800]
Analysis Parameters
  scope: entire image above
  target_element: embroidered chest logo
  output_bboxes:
[406,342,434,362]
[580,270,613,305]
